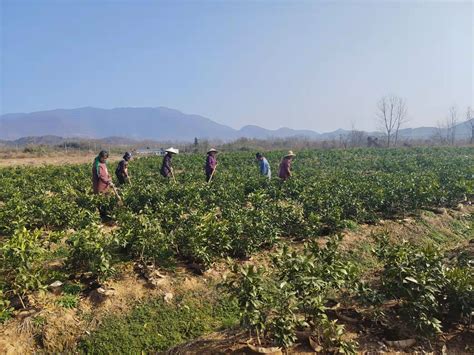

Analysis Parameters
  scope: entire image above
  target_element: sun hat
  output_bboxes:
[207,148,218,154]
[285,150,296,158]
[165,147,179,154]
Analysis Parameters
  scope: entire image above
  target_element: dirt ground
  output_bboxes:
[0,151,122,167]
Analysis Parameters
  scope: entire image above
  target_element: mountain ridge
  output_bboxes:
[1,106,472,141]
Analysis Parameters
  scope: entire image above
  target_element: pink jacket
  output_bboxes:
[92,160,112,194]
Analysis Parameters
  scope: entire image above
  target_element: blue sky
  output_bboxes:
[1,0,472,132]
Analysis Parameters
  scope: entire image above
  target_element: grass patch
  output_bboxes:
[79,290,239,353]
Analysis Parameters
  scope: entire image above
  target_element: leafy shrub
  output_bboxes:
[224,264,269,342]
[1,227,47,302]
[0,290,13,323]
[67,224,115,281]
[311,316,358,354]
[374,235,473,336]
[116,212,175,267]
[175,209,231,268]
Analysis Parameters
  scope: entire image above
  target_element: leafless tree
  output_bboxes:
[376,95,408,147]
[465,106,473,144]
[348,122,367,147]
[446,106,458,145]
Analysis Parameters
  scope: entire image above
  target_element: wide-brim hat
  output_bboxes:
[285,150,296,158]
[165,147,179,154]
[207,148,218,154]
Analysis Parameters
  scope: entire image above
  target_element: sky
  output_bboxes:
[0,0,473,132]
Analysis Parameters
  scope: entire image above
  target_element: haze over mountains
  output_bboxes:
[0,107,471,142]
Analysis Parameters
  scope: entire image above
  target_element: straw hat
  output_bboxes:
[207,148,218,154]
[165,147,179,154]
[285,150,296,158]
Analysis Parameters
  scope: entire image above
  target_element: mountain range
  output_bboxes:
[0,107,472,142]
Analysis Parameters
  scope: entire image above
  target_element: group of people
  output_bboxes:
[91,148,296,195]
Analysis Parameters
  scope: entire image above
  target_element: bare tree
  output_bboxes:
[376,95,408,147]
[446,106,458,145]
[465,106,473,144]
[348,122,367,147]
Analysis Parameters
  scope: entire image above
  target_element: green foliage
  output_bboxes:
[0,290,13,323]
[224,264,269,339]
[444,266,474,321]
[372,235,473,336]
[311,316,358,354]
[63,282,82,295]
[57,294,79,309]
[272,235,358,320]
[79,292,239,353]
[225,236,358,349]
[67,224,115,281]
[1,227,47,298]
[116,211,174,267]
[267,282,299,348]
[0,147,472,349]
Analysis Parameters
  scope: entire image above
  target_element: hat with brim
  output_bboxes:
[285,150,296,158]
[165,147,179,154]
[207,148,218,154]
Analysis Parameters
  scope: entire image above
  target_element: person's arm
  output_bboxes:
[124,161,129,177]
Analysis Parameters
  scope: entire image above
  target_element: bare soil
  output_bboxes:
[0,151,122,167]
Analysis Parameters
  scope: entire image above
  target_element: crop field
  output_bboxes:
[0,147,473,353]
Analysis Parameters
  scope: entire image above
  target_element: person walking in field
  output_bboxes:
[115,152,132,185]
[256,152,271,179]
[278,150,296,180]
[160,147,179,179]
[205,148,218,182]
[92,150,113,194]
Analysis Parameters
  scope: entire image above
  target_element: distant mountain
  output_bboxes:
[0,107,472,142]
[238,125,321,139]
[0,107,236,141]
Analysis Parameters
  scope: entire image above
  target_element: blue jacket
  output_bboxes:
[259,158,271,178]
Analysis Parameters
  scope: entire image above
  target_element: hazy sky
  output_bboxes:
[1,0,473,132]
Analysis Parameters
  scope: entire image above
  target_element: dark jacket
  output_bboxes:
[160,154,172,177]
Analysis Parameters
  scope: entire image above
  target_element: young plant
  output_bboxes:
[224,264,270,345]
[1,227,47,306]
[67,224,115,281]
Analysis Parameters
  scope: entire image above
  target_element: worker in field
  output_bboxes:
[160,147,179,179]
[92,150,113,194]
[205,148,218,182]
[92,150,115,220]
[115,152,132,185]
[256,152,271,179]
[278,150,296,180]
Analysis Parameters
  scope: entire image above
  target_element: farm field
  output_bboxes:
[0,147,473,353]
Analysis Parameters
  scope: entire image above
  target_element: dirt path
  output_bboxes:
[0,152,122,167]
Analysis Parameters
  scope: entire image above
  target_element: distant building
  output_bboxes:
[135,147,165,156]
[135,147,180,156]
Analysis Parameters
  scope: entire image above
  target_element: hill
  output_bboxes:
[1,107,472,142]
